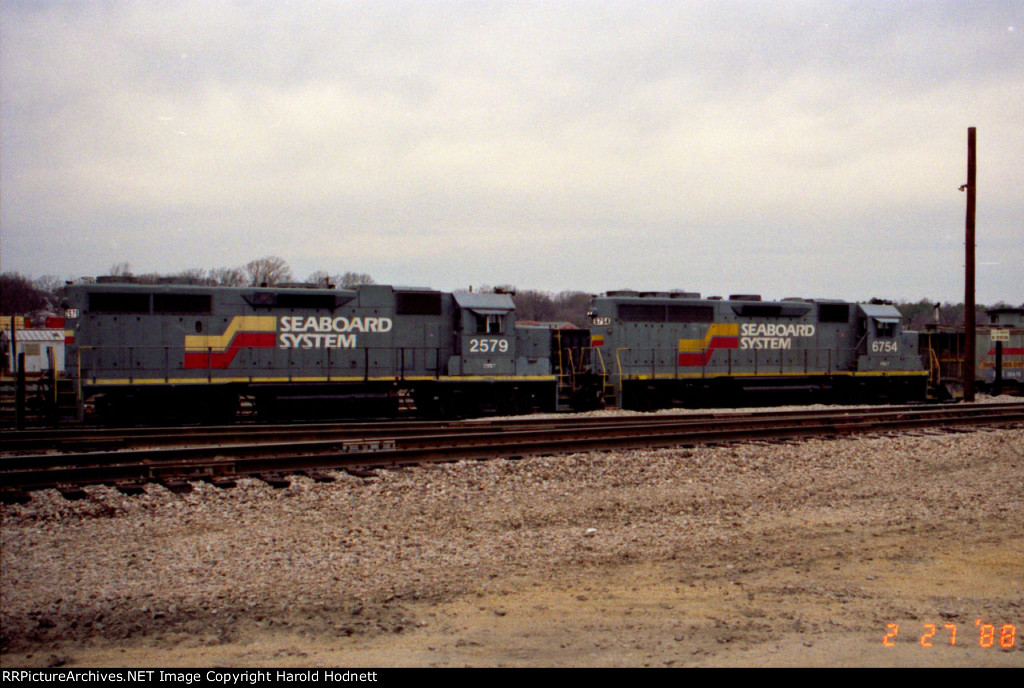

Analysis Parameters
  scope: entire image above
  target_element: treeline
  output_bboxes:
[0,256,374,317]
[101,256,374,291]
[891,299,1017,330]
[1,273,63,316]
[0,264,1016,333]
[490,287,592,329]
[0,258,594,328]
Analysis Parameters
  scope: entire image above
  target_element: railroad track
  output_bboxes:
[2,403,1022,501]
[4,402,1018,455]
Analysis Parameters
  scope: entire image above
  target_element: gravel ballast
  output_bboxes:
[2,410,1023,667]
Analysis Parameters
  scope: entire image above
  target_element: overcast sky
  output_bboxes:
[1,1,1021,304]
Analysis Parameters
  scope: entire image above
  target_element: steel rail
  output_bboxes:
[2,402,1017,455]
[1,404,1021,494]
[5,403,1021,472]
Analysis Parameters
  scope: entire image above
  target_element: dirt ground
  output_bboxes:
[2,426,1023,668]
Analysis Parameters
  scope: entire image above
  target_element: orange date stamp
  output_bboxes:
[882,619,1017,649]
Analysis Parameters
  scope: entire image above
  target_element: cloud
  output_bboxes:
[1,1,1021,303]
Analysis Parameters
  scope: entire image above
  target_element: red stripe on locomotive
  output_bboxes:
[184,331,277,369]
[985,347,1023,356]
[678,335,739,366]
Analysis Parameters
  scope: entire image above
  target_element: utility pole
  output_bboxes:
[964,127,976,402]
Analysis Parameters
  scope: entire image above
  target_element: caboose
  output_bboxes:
[582,292,928,409]
[63,281,573,423]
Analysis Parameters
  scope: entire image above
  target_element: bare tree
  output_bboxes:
[1,272,48,315]
[512,289,559,322]
[108,262,133,277]
[172,268,210,285]
[245,256,293,287]
[337,272,375,288]
[32,275,67,310]
[511,289,590,327]
[552,291,591,328]
[208,267,247,287]
[307,271,333,288]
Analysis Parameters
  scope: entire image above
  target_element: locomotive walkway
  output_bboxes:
[2,402,1022,500]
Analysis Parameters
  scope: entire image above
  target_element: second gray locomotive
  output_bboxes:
[584,291,928,410]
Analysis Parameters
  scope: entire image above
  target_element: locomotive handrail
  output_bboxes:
[610,346,903,380]
[76,343,924,387]
[594,346,611,400]
[556,334,573,392]
[562,347,577,386]
[584,345,611,403]
[854,331,869,357]
[927,346,941,386]
[590,345,607,377]
[69,344,449,383]
[75,346,84,421]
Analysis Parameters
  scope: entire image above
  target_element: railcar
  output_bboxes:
[921,306,1024,398]
[581,291,929,409]
[982,308,1024,392]
[62,281,578,423]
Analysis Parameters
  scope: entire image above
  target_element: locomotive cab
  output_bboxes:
[855,303,920,369]
[448,291,516,376]
[853,303,927,401]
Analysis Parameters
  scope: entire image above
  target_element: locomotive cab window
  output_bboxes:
[875,320,896,338]
[475,313,504,334]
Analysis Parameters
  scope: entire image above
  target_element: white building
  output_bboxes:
[1,329,66,374]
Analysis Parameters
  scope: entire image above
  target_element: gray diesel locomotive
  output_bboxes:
[584,291,928,409]
[63,281,583,423]
[62,281,928,423]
